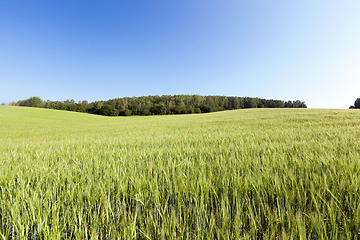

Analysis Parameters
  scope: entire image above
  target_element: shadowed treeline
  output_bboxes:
[10,95,307,116]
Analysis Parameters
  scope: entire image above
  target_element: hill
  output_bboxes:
[0,106,359,238]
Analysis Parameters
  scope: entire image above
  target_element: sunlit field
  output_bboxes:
[1,106,360,239]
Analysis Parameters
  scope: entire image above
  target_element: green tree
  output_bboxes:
[194,108,201,113]
[292,100,307,108]
[285,100,293,108]
[231,97,241,109]
[98,105,118,116]
[150,104,166,115]
[119,109,132,116]
[244,98,258,108]
[354,98,360,108]
[18,97,44,107]
[200,105,212,113]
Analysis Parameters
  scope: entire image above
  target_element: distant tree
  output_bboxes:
[193,95,203,107]
[150,104,166,115]
[98,105,118,116]
[167,100,174,112]
[49,102,57,109]
[229,97,240,109]
[67,104,77,112]
[274,100,285,108]
[186,105,195,114]
[200,105,212,113]
[75,103,86,112]
[119,109,132,116]
[140,102,152,115]
[355,98,360,108]
[350,98,360,109]
[44,100,51,108]
[57,102,67,110]
[173,106,186,114]
[14,95,308,115]
[244,98,258,108]
[285,100,293,108]
[178,100,186,109]
[292,100,307,108]
[81,100,90,108]
[18,96,44,107]
[258,103,265,108]
[1,102,5,106]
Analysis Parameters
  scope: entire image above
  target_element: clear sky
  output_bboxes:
[1,0,360,108]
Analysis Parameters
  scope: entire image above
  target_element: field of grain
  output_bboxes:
[1,106,360,239]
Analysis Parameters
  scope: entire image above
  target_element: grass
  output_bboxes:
[1,106,360,239]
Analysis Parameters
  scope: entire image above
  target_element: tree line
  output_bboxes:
[349,98,360,109]
[9,95,307,116]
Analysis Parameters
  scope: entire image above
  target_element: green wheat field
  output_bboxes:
[1,106,360,239]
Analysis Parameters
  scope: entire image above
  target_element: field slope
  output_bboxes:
[1,106,360,239]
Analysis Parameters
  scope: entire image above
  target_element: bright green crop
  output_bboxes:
[1,106,360,239]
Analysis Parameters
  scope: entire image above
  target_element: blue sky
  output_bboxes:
[1,0,360,108]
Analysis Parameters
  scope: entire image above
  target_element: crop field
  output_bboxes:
[1,106,360,239]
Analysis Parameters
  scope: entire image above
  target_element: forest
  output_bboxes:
[10,95,307,116]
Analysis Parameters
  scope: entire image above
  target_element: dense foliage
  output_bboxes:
[13,95,307,116]
[1,107,359,238]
